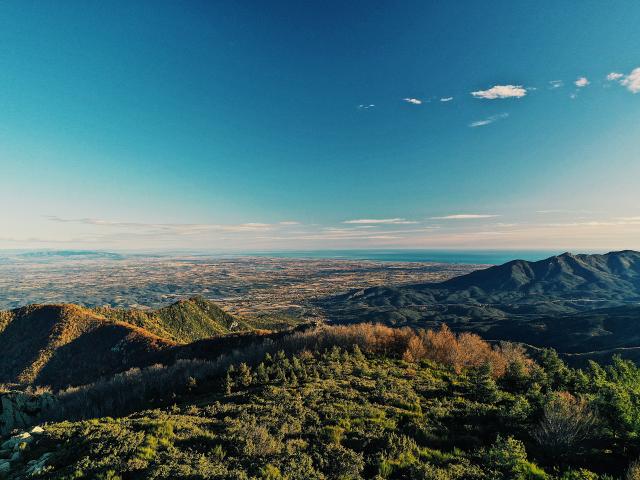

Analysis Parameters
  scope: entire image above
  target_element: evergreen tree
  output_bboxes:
[468,363,499,403]
[256,362,269,384]
[225,365,235,395]
[238,362,252,387]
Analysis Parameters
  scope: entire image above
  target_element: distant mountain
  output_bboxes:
[16,250,125,260]
[0,297,301,389]
[440,250,640,301]
[321,250,640,356]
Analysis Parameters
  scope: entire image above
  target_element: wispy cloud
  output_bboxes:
[471,85,527,99]
[440,97,454,102]
[279,221,300,225]
[430,214,500,220]
[357,104,375,110]
[469,113,509,128]
[536,209,595,215]
[44,216,274,234]
[548,80,564,89]
[575,77,589,87]
[403,98,422,105]
[621,67,640,93]
[343,218,418,225]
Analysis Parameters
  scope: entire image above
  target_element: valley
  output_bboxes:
[0,252,478,319]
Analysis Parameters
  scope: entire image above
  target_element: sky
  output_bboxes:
[1,0,639,251]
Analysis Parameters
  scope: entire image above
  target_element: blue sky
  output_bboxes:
[1,0,639,250]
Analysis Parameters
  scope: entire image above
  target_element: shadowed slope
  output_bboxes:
[0,304,174,388]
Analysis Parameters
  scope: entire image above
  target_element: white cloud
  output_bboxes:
[440,97,454,102]
[621,67,640,93]
[357,104,375,109]
[343,218,418,225]
[548,80,564,89]
[575,77,589,87]
[469,113,509,128]
[430,214,500,220]
[607,72,624,81]
[403,98,422,105]
[471,85,527,99]
[279,221,300,225]
[44,216,274,234]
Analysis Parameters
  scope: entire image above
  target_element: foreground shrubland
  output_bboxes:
[3,324,640,479]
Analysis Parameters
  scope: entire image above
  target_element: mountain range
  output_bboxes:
[322,250,640,359]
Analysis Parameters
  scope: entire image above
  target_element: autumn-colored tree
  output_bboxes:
[422,324,459,367]
[402,335,427,363]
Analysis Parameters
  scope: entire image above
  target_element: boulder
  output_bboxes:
[0,390,57,436]
[0,432,31,451]
[25,452,52,476]
[29,426,44,435]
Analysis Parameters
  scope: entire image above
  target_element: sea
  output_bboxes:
[239,250,570,265]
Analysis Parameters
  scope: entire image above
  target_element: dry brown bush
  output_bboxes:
[533,391,596,453]
[496,342,534,373]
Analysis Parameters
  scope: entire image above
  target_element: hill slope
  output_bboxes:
[3,330,638,479]
[95,296,254,343]
[0,297,306,389]
[0,304,173,388]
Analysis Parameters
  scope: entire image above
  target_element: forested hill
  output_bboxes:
[0,297,303,389]
[3,323,640,479]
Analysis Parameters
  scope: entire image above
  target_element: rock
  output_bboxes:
[0,390,57,436]
[25,452,52,476]
[0,432,31,451]
[29,426,44,435]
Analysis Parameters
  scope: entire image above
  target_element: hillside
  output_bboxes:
[0,304,173,388]
[0,297,296,389]
[2,324,639,479]
[321,251,640,356]
[95,296,254,343]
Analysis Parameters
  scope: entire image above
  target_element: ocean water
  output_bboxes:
[241,250,565,265]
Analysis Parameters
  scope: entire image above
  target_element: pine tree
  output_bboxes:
[256,362,269,384]
[225,366,235,395]
[238,362,252,387]
[467,363,499,403]
[352,344,365,362]
[275,367,286,384]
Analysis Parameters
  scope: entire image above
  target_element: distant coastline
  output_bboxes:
[232,249,564,265]
[0,249,607,266]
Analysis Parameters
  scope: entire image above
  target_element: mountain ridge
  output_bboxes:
[321,250,640,355]
[0,297,295,389]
